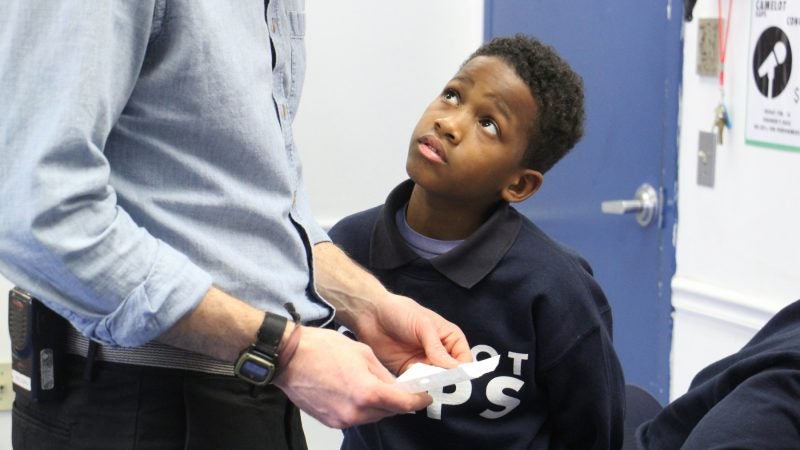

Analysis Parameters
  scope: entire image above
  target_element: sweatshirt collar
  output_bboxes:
[369,179,522,289]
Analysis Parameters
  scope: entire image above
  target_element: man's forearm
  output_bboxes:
[158,286,292,363]
[158,242,374,363]
[312,241,388,334]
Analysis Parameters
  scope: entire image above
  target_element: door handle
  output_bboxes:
[601,183,661,227]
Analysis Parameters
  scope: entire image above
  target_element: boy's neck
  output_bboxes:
[406,184,499,241]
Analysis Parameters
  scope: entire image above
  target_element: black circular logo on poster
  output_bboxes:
[753,26,792,98]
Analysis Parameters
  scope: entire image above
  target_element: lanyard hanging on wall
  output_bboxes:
[713,0,733,144]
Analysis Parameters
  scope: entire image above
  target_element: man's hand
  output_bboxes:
[313,242,472,374]
[273,325,432,429]
[351,291,473,374]
[159,286,435,429]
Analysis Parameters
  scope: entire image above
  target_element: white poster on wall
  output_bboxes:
[746,1,800,152]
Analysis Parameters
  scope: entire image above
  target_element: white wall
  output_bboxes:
[295,1,485,229]
[671,2,800,398]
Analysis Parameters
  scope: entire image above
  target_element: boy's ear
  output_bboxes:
[501,169,543,203]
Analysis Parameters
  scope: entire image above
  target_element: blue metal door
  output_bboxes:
[486,1,681,402]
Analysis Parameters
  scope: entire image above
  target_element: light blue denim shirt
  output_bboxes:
[0,0,333,347]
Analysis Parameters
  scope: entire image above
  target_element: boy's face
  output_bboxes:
[406,55,538,205]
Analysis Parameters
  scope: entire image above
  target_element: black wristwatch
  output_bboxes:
[234,313,288,386]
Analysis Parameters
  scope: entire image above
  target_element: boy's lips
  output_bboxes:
[417,135,447,164]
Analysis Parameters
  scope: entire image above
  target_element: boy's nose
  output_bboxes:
[434,115,463,144]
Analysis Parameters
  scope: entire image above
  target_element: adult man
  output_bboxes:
[0,1,471,448]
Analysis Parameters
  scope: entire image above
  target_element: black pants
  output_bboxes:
[12,355,307,450]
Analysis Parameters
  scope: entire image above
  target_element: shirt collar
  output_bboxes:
[370,179,522,288]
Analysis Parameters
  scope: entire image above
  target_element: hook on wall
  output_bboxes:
[685,0,698,21]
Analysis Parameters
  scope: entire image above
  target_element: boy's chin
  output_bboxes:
[405,169,436,192]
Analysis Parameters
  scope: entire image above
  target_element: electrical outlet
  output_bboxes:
[697,18,719,76]
[0,362,14,410]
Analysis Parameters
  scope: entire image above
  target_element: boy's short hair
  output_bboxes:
[468,34,585,174]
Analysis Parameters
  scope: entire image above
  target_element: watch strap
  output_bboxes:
[253,312,287,358]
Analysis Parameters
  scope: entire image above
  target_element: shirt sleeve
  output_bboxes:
[542,327,626,449]
[532,254,625,449]
[681,368,800,449]
[0,1,212,346]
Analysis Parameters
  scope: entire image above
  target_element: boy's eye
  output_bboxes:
[442,89,460,105]
[479,118,499,136]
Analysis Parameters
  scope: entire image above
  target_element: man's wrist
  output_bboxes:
[277,322,302,368]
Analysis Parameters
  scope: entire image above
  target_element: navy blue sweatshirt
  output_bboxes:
[637,298,800,449]
[330,180,625,450]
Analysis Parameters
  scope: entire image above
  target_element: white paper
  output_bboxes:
[395,355,500,393]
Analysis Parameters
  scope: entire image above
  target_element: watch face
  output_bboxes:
[241,359,271,380]
[235,352,276,385]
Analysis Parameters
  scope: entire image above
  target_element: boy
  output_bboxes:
[329,35,625,449]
